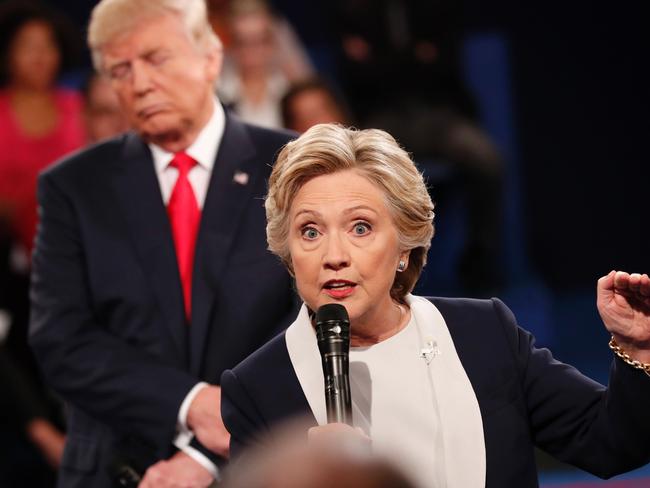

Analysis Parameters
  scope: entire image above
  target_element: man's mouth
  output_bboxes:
[137,104,166,119]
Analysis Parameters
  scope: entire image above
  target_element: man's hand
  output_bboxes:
[26,418,66,468]
[597,270,650,363]
[186,385,230,457]
[139,451,214,488]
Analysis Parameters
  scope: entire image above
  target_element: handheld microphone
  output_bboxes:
[315,303,352,425]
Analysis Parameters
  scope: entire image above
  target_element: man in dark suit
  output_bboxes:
[29,1,297,487]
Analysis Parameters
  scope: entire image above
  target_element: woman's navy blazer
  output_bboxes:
[222,297,650,487]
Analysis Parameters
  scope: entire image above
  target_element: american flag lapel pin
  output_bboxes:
[233,171,249,185]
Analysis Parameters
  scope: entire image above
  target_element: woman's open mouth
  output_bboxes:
[323,280,357,299]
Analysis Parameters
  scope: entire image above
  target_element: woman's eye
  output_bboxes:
[301,227,319,240]
[353,222,370,235]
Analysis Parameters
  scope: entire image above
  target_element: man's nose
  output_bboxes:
[131,60,154,95]
[323,232,350,270]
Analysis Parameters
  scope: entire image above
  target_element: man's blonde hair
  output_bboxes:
[87,0,221,71]
[266,124,435,303]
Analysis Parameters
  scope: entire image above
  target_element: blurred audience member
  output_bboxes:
[0,346,66,484]
[218,0,313,128]
[281,78,351,133]
[0,3,77,485]
[334,0,503,293]
[0,1,85,255]
[208,0,234,48]
[1,218,65,488]
[223,423,416,488]
[82,73,129,143]
[334,0,473,133]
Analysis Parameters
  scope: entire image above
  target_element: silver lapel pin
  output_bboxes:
[233,171,249,185]
[420,339,440,365]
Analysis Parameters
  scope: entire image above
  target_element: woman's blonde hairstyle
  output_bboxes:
[266,124,435,303]
[87,0,221,71]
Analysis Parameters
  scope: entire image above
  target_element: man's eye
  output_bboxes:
[353,222,370,235]
[301,227,319,240]
[109,64,130,80]
[148,52,170,66]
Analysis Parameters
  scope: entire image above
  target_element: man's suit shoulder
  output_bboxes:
[40,133,129,184]
[239,120,297,157]
[241,121,297,147]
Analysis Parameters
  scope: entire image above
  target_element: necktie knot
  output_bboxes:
[170,152,196,176]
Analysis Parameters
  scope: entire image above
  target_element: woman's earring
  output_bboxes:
[397,260,407,272]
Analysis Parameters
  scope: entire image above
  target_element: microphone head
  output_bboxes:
[315,304,350,345]
[316,303,349,325]
[315,304,353,424]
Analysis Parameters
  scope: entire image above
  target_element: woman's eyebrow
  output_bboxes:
[293,209,322,219]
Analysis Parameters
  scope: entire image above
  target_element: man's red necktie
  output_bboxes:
[167,152,200,323]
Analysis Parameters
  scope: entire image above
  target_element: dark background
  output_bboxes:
[45,1,649,288]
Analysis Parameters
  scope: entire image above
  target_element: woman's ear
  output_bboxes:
[397,250,411,272]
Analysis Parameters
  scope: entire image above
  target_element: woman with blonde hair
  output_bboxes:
[221,123,650,487]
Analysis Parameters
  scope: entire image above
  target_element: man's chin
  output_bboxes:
[138,122,183,147]
[136,115,196,151]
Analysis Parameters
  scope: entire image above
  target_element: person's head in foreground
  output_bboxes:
[266,123,434,344]
[222,423,416,488]
[87,0,223,152]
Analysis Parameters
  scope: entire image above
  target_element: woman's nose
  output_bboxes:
[323,232,350,270]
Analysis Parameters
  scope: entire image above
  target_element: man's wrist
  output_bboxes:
[178,445,220,480]
[178,382,210,432]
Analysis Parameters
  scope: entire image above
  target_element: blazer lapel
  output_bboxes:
[285,305,328,425]
[189,115,259,374]
[112,133,187,363]
[408,295,486,488]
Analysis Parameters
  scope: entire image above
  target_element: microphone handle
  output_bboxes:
[323,351,352,424]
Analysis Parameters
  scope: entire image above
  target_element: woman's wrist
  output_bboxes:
[609,335,650,376]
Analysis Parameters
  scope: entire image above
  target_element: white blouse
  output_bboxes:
[350,312,447,488]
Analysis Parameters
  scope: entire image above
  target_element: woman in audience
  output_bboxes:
[0,1,85,254]
[218,0,313,128]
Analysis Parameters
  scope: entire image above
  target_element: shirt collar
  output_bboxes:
[149,99,225,173]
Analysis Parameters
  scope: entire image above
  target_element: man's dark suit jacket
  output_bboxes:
[29,113,298,487]
[222,297,650,487]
